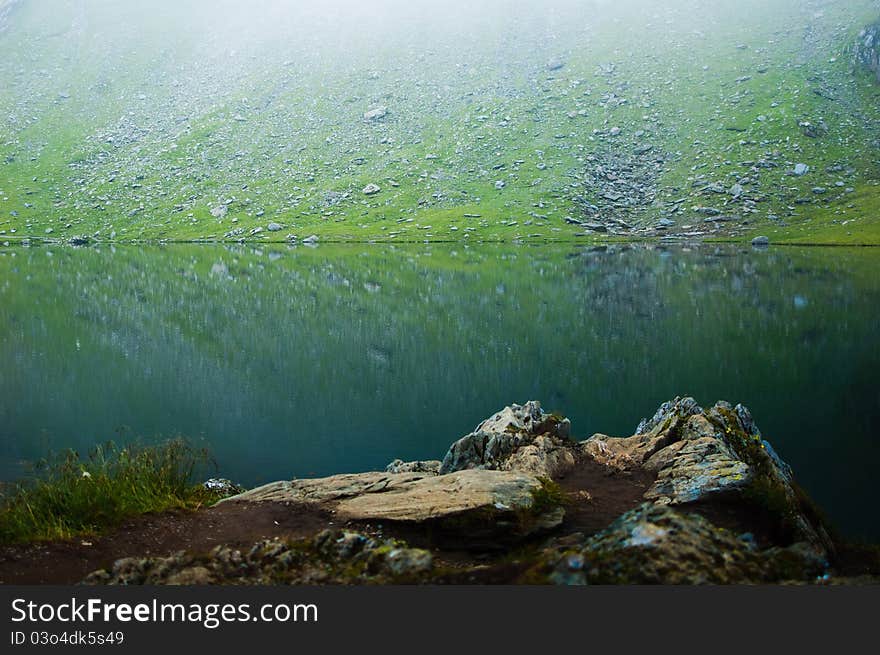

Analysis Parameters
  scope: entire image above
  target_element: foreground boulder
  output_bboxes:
[536,504,826,585]
[581,397,833,557]
[226,469,564,540]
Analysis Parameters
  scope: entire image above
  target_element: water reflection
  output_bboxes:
[1,243,878,538]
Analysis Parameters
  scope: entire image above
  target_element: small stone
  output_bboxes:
[203,478,245,496]
[363,106,387,121]
[383,548,433,576]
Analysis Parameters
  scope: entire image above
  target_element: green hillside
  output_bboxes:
[1,0,879,244]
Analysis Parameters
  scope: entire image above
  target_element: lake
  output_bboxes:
[1,242,878,539]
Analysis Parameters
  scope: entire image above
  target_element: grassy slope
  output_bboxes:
[0,0,878,245]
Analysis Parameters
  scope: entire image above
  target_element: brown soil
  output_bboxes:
[0,460,656,586]
[0,501,332,585]
[556,455,655,535]
[346,456,654,555]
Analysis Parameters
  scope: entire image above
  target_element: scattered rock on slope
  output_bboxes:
[855,23,880,83]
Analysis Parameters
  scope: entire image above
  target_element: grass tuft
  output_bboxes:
[0,440,218,545]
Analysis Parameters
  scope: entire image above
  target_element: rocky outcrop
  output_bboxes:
[538,504,826,585]
[439,401,575,478]
[83,529,435,585]
[581,397,833,557]
[81,399,859,586]
[227,397,831,557]
[856,23,880,83]
[226,469,564,539]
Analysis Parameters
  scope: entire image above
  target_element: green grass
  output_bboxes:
[704,183,880,246]
[749,184,880,246]
[0,439,220,545]
[1,0,878,245]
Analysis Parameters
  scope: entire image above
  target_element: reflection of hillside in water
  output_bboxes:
[0,244,878,538]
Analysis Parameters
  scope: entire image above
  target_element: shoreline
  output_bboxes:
[3,236,880,248]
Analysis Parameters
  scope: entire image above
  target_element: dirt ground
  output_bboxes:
[0,461,655,585]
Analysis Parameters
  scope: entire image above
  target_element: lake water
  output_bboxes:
[1,242,878,539]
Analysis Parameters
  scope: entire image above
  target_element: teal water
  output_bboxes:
[1,243,878,539]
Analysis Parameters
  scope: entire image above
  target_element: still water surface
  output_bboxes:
[1,243,878,538]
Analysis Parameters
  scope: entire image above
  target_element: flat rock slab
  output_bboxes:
[225,470,562,536]
[226,472,432,504]
[335,469,543,522]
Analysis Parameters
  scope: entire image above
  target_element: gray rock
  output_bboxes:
[362,183,381,195]
[751,235,770,247]
[439,401,574,478]
[83,531,436,585]
[385,459,441,475]
[581,397,834,557]
[543,504,826,585]
[383,548,433,576]
[226,469,564,538]
[793,163,809,176]
[267,222,283,232]
[855,23,880,84]
[799,120,829,139]
[363,106,387,121]
[203,478,246,496]
[635,396,703,435]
